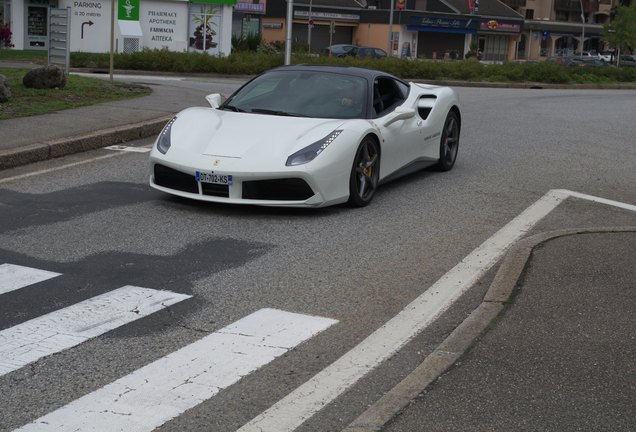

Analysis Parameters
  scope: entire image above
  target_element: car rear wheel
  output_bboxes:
[348,137,380,207]
[436,111,460,171]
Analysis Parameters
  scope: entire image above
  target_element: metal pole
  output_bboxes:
[388,0,394,56]
[285,0,293,65]
[109,0,115,81]
[307,0,312,53]
[579,0,585,57]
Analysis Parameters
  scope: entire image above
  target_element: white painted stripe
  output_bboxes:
[0,264,61,295]
[104,145,152,153]
[0,144,154,185]
[16,308,337,432]
[236,189,636,432]
[0,286,191,377]
[556,189,636,212]
[0,153,123,185]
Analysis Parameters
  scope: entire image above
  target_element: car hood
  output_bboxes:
[170,107,345,159]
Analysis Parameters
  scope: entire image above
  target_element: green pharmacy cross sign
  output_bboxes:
[118,0,140,21]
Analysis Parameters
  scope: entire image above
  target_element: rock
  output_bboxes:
[0,74,10,102]
[22,66,66,89]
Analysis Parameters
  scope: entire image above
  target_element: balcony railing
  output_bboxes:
[554,0,600,13]
[499,0,527,9]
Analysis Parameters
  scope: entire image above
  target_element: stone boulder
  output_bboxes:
[22,66,66,89]
[0,74,10,102]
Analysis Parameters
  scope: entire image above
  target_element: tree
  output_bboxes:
[603,4,636,54]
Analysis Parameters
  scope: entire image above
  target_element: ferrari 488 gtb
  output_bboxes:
[149,65,461,208]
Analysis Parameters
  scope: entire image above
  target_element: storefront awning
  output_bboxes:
[118,20,143,37]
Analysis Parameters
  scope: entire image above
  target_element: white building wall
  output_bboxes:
[10,0,24,50]
[11,0,232,54]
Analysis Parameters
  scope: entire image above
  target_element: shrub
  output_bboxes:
[0,21,14,49]
[65,49,636,84]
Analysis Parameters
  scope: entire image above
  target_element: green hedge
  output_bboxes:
[69,49,636,84]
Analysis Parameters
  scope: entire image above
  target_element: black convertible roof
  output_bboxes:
[269,64,398,81]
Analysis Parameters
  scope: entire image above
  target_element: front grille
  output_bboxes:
[154,164,198,194]
[201,182,229,198]
[242,178,314,201]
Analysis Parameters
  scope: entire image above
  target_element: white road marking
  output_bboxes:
[557,189,636,212]
[15,308,338,432]
[0,264,61,295]
[0,145,153,185]
[104,145,152,153]
[237,189,636,432]
[0,286,191,377]
[0,154,123,184]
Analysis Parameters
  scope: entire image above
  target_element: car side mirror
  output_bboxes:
[383,106,416,127]
[206,93,223,108]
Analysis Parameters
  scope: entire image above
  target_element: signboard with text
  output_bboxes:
[141,1,189,51]
[118,0,140,21]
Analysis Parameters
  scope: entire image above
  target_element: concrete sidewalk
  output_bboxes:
[344,228,636,432]
[0,65,207,169]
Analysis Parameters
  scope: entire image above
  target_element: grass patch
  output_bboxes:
[0,49,48,64]
[0,68,150,120]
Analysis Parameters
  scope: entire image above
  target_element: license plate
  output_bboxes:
[196,171,233,185]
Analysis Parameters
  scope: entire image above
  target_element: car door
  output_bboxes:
[373,77,422,178]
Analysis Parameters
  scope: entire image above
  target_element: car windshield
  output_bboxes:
[223,70,367,119]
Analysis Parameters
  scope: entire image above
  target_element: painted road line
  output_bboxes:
[0,144,155,185]
[0,263,61,295]
[0,153,124,185]
[0,286,191,377]
[16,308,338,432]
[104,145,152,153]
[556,189,636,212]
[236,189,636,432]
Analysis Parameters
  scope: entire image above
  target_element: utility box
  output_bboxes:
[117,20,143,53]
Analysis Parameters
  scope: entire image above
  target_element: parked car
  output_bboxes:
[618,55,636,67]
[599,50,615,62]
[356,47,387,59]
[567,57,608,67]
[321,44,358,57]
[578,51,599,59]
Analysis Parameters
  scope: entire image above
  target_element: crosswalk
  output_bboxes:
[1,263,338,431]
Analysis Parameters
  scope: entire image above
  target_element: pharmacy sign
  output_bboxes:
[119,0,140,21]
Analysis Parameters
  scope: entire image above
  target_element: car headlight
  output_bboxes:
[286,130,342,166]
[156,117,176,154]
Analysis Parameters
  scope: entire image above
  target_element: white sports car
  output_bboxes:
[149,65,461,208]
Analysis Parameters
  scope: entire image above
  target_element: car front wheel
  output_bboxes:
[348,136,380,207]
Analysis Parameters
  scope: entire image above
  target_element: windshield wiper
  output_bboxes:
[220,104,246,112]
[251,108,307,117]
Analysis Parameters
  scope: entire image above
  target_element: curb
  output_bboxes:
[341,226,636,432]
[0,115,172,170]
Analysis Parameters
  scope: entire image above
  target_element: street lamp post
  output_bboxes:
[578,0,585,57]
[285,0,293,65]
[387,0,394,56]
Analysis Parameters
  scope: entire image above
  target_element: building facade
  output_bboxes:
[500,0,618,59]
[261,0,624,61]
[263,0,524,61]
[2,0,236,54]
[1,0,626,61]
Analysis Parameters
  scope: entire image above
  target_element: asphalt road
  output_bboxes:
[1,83,635,431]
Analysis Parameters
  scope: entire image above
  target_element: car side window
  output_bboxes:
[373,77,408,117]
